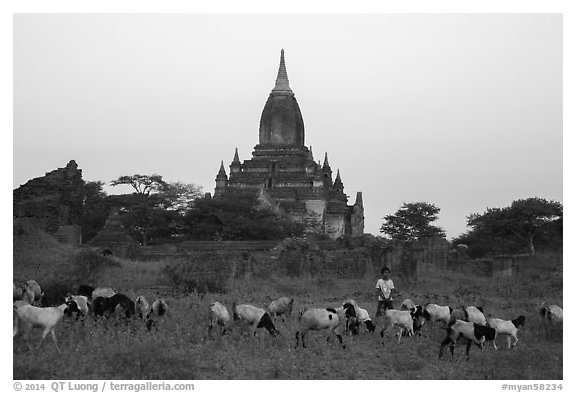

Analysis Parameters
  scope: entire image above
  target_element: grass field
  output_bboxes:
[13,229,563,380]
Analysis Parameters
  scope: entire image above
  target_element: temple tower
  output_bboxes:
[258,48,305,147]
[213,50,364,238]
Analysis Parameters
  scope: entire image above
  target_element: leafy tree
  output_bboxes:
[183,193,306,241]
[159,181,203,213]
[462,197,562,255]
[380,202,446,241]
[110,174,168,195]
[453,219,518,258]
[110,193,177,245]
[78,181,111,243]
[110,175,201,245]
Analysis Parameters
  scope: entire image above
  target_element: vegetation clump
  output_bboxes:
[164,253,233,294]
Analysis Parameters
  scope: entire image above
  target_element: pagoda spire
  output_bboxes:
[271,49,293,94]
[214,160,228,197]
[216,161,227,180]
[230,148,242,174]
[334,169,343,188]
[354,192,363,208]
[322,152,331,170]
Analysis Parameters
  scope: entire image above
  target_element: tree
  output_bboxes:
[464,197,562,255]
[380,202,446,241]
[109,175,201,245]
[159,181,203,213]
[183,193,306,241]
[78,181,111,243]
[109,193,173,245]
[110,174,168,195]
[115,193,180,245]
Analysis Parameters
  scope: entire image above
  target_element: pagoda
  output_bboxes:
[214,50,364,238]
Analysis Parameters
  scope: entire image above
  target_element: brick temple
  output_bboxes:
[214,50,364,238]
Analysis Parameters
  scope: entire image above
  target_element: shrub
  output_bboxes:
[271,237,318,278]
[13,223,130,304]
[36,249,120,305]
[13,224,74,282]
[249,253,277,279]
[71,248,121,277]
[164,252,232,294]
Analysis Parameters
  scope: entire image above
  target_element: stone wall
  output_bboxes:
[139,236,449,278]
[379,238,449,278]
[347,204,365,238]
[139,239,338,260]
[304,200,326,218]
[446,251,562,278]
[325,213,345,239]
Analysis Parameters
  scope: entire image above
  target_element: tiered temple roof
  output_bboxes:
[214,50,363,237]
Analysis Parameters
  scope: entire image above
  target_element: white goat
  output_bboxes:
[449,307,468,324]
[466,306,486,326]
[487,316,525,349]
[423,303,453,326]
[135,295,150,319]
[268,297,294,323]
[400,299,426,333]
[539,303,563,336]
[13,283,24,301]
[145,298,168,331]
[13,300,79,353]
[548,305,563,322]
[208,301,231,336]
[540,303,563,322]
[439,320,496,360]
[343,299,375,333]
[91,287,116,300]
[400,299,417,311]
[295,304,355,349]
[13,285,35,306]
[380,309,421,344]
[25,280,44,305]
[358,308,376,333]
[233,304,279,337]
[148,298,168,317]
[64,295,89,316]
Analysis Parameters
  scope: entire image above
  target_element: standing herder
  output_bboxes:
[375,267,397,317]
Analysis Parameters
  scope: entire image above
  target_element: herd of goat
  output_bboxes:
[13,279,563,361]
[13,280,167,353]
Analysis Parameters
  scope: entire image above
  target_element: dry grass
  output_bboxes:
[13,230,562,380]
[13,286,563,380]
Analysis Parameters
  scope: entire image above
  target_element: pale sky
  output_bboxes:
[12,13,563,239]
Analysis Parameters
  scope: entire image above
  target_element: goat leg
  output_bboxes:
[336,333,346,349]
[50,330,61,354]
[438,336,451,358]
[37,328,49,350]
[465,339,472,361]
